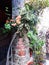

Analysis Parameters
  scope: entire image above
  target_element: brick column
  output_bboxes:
[12,34,31,65]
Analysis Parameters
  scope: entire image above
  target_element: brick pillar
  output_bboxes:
[12,34,31,65]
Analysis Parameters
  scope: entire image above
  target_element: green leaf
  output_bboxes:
[25,3,30,11]
[5,23,11,30]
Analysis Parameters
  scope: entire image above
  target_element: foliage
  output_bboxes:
[27,31,45,51]
[26,0,49,15]
[25,1,46,64]
[0,22,12,34]
[5,23,11,30]
[1,3,38,35]
[19,3,39,34]
[29,0,49,8]
[1,0,49,34]
[27,31,45,64]
[0,27,10,35]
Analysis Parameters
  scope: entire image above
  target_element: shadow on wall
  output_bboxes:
[0,0,11,27]
[0,32,12,61]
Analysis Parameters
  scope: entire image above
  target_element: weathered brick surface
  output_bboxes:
[12,36,31,65]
